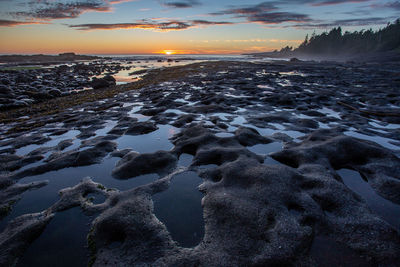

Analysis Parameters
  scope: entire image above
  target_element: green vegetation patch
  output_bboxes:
[0,66,42,71]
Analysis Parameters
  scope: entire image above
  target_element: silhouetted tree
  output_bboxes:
[294,18,400,55]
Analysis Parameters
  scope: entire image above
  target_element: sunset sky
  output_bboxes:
[0,0,398,54]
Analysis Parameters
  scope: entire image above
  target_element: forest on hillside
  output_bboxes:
[260,18,400,60]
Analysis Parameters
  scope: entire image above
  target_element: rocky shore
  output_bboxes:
[0,61,137,109]
[0,60,399,266]
[0,53,100,64]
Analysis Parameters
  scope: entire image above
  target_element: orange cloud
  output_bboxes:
[0,19,48,27]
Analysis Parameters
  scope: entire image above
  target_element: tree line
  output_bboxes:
[278,18,400,55]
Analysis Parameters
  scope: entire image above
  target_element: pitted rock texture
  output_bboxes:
[0,61,399,266]
[271,128,400,204]
[112,151,178,179]
[84,125,400,266]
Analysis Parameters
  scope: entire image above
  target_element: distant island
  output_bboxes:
[249,18,400,62]
[0,52,101,64]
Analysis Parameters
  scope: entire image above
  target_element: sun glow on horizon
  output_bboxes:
[163,50,176,55]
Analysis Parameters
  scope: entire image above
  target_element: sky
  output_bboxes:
[0,0,398,54]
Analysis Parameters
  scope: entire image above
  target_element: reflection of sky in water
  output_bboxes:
[116,125,177,153]
[153,171,204,248]
[178,154,194,167]
[247,142,282,156]
[345,131,400,150]
[247,142,283,165]
[215,132,234,138]
[17,207,91,267]
[338,169,400,231]
[318,107,341,119]
[94,120,118,137]
[368,121,400,130]
[14,130,81,156]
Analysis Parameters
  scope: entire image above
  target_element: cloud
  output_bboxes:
[247,12,310,24]
[161,0,201,8]
[210,2,277,16]
[288,17,393,29]
[190,20,232,26]
[70,20,191,30]
[69,19,232,31]
[209,1,376,26]
[210,2,311,25]
[14,1,111,20]
[307,0,371,6]
[11,0,137,21]
[0,19,47,27]
[108,0,136,3]
[370,1,400,10]
[267,0,371,6]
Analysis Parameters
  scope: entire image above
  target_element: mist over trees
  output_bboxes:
[277,18,400,56]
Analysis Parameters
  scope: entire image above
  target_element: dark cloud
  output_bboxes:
[370,1,400,10]
[289,17,393,29]
[0,19,47,26]
[307,0,371,6]
[190,20,232,25]
[70,20,190,30]
[108,0,136,3]
[209,1,377,25]
[162,0,201,8]
[248,12,310,24]
[13,1,111,20]
[342,9,372,16]
[267,0,371,6]
[210,2,277,16]
[69,19,232,31]
[210,2,311,25]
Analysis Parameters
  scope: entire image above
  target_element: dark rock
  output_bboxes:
[0,179,48,219]
[234,126,273,146]
[271,129,400,204]
[290,57,302,62]
[172,114,196,128]
[14,141,117,179]
[112,151,177,179]
[0,85,11,94]
[0,212,54,266]
[90,77,109,89]
[103,75,116,84]
[125,121,158,135]
[48,89,62,97]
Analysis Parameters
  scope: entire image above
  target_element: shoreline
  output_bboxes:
[1,59,399,133]
[0,61,242,131]
[0,53,102,64]
[246,50,400,63]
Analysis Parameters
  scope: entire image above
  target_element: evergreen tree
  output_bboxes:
[293,18,400,55]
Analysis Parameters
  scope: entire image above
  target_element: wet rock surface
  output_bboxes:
[0,61,132,110]
[0,60,399,266]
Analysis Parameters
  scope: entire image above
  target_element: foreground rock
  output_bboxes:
[271,129,400,204]
[112,151,178,179]
[86,127,400,266]
[13,140,117,179]
[0,211,54,266]
[91,75,116,89]
[0,60,399,266]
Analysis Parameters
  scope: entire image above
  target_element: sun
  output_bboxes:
[163,50,176,55]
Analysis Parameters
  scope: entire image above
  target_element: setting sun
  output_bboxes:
[163,50,176,55]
